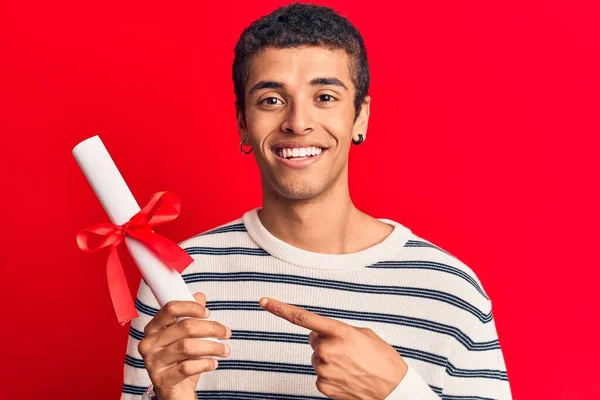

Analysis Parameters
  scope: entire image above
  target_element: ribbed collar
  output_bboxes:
[242,207,412,270]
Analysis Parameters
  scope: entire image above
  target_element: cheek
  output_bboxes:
[324,119,353,147]
[245,112,278,141]
[317,107,354,142]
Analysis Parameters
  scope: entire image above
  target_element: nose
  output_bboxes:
[280,99,316,135]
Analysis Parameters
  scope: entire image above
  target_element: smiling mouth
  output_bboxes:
[273,146,325,160]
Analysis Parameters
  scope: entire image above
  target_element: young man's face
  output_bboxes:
[238,46,370,201]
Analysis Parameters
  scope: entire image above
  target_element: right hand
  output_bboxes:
[138,292,232,400]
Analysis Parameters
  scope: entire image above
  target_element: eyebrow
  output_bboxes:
[248,76,348,95]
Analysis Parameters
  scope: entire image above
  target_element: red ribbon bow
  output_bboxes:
[76,191,193,325]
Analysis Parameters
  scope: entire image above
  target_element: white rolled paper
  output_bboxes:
[73,135,218,346]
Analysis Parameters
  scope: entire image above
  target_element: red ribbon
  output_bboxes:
[76,191,193,325]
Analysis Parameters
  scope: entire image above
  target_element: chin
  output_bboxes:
[272,178,324,201]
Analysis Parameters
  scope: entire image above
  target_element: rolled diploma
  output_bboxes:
[73,135,218,348]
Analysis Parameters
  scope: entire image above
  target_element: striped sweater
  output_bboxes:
[121,207,512,399]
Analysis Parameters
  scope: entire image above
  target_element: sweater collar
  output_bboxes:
[242,207,412,270]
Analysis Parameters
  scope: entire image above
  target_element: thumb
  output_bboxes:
[193,292,207,308]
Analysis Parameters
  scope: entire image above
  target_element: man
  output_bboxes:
[122,3,512,399]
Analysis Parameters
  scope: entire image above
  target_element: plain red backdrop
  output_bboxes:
[1,0,599,398]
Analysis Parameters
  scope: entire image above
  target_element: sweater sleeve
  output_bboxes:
[385,300,512,400]
[384,362,441,399]
[120,279,154,400]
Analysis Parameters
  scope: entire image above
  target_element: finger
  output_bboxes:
[159,358,218,387]
[155,337,231,366]
[193,292,207,309]
[311,351,324,370]
[144,300,210,337]
[259,297,343,337]
[153,318,232,349]
[308,331,322,350]
[315,377,337,398]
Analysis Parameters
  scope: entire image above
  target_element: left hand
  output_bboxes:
[258,297,408,400]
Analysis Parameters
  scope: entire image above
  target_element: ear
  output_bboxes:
[352,95,371,142]
[236,107,247,139]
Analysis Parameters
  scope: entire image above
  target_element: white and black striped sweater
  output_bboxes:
[121,207,512,400]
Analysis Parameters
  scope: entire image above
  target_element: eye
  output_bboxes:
[259,97,283,106]
[317,94,336,102]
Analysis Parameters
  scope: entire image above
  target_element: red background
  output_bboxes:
[1,0,599,398]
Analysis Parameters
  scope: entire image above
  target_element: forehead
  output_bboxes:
[246,46,353,90]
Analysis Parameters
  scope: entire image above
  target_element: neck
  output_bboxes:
[258,170,385,254]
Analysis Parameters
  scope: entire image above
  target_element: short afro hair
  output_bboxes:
[232,2,370,120]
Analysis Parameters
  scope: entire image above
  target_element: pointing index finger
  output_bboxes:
[259,297,343,337]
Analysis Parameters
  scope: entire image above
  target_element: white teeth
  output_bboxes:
[275,146,324,159]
